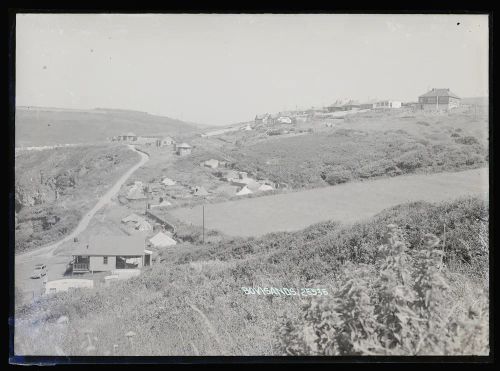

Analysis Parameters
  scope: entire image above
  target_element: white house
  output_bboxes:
[149,232,177,248]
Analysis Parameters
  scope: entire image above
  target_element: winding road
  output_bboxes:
[15,145,149,299]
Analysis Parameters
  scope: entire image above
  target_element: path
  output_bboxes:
[170,167,488,237]
[15,145,149,301]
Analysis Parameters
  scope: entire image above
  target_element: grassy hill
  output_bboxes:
[15,107,203,147]
[14,196,488,356]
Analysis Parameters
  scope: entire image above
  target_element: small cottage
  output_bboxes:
[176,143,192,156]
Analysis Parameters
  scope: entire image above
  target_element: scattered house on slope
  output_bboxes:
[126,188,148,201]
[149,232,177,248]
[236,186,253,196]
[45,279,94,295]
[193,186,209,196]
[242,124,253,131]
[418,88,461,111]
[203,159,219,169]
[176,143,192,156]
[150,199,172,209]
[120,132,138,142]
[135,219,153,232]
[258,184,275,192]
[157,136,175,147]
[71,234,152,273]
[220,169,239,181]
[277,116,293,124]
[161,177,176,186]
[373,100,402,109]
[121,213,144,224]
[255,114,271,125]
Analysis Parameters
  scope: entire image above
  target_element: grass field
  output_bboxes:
[169,168,488,237]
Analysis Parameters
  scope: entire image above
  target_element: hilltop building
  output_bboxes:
[418,88,461,111]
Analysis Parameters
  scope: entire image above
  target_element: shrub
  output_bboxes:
[395,150,430,171]
[325,169,352,185]
[455,136,480,145]
[276,225,489,355]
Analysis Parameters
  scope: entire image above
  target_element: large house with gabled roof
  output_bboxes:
[418,88,461,111]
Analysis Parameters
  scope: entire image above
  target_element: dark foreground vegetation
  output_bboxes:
[15,196,488,356]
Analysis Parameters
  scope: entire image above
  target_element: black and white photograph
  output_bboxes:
[10,12,490,361]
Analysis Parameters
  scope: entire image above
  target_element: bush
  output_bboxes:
[395,150,430,171]
[455,136,480,145]
[276,225,489,355]
[325,169,352,185]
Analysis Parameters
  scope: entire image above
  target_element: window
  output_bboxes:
[103,256,108,264]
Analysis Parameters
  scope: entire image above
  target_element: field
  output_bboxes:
[169,168,488,237]
[15,107,203,147]
[14,144,140,253]
[14,196,489,356]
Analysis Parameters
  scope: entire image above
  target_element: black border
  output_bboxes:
[7,7,495,366]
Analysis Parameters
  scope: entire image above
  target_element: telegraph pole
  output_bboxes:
[202,204,205,245]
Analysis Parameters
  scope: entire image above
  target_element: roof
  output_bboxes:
[419,88,460,99]
[72,234,146,256]
[126,189,147,200]
[125,132,136,137]
[258,184,274,191]
[135,220,152,231]
[121,213,144,223]
[193,186,209,196]
[177,143,191,148]
[236,186,253,196]
[162,177,176,186]
[149,232,177,247]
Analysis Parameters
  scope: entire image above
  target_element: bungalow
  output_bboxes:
[120,132,138,142]
[373,100,402,109]
[418,88,461,111]
[71,234,152,273]
[203,159,219,169]
[162,177,176,186]
[176,143,192,156]
[157,136,175,147]
[255,114,271,125]
[277,116,293,124]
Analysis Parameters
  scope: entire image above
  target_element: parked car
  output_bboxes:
[31,264,47,279]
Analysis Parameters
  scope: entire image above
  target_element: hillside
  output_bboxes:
[14,197,488,356]
[15,107,203,147]
[15,144,140,253]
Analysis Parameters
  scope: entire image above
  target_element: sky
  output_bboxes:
[16,14,489,126]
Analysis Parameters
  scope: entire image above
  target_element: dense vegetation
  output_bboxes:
[15,144,140,253]
[228,128,487,188]
[15,197,488,355]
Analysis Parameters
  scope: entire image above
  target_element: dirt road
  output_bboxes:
[171,167,488,237]
[15,145,149,300]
